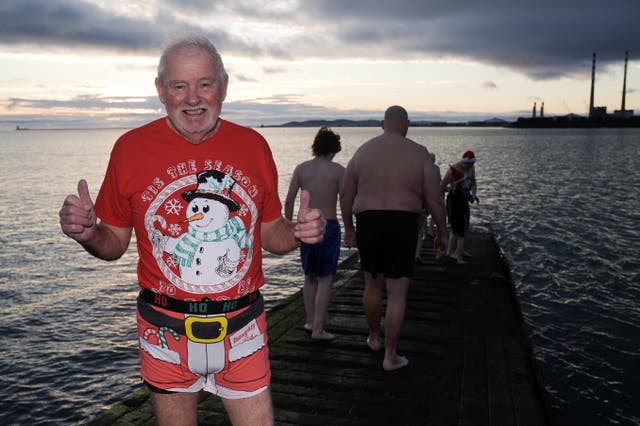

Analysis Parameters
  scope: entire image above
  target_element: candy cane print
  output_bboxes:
[158,326,180,349]
[143,327,158,344]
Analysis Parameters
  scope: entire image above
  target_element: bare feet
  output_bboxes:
[366,335,382,352]
[383,354,409,371]
[311,330,336,341]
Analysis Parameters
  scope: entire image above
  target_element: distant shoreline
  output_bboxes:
[266,118,507,128]
[11,115,640,131]
[11,121,505,132]
[14,126,132,132]
[269,117,640,129]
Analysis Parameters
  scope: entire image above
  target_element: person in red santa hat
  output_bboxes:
[440,150,479,264]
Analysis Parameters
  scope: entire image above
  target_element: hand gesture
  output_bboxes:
[59,179,97,243]
[294,190,325,244]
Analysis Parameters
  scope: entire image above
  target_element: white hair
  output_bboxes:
[157,33,228,85]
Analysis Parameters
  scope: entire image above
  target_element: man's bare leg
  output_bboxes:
[302,273,317,331]
[151,391,199,426]
[311,275,335,340]
[382,277,410,371]
[223,387,275,426]
[363,271,384,351]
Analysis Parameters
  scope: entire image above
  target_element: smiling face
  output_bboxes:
[155,46,228,144]
[186,198,229,231]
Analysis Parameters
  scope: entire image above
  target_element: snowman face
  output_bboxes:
[186,198,229,231]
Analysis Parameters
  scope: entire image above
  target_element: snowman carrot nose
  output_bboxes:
[181,212,205,223]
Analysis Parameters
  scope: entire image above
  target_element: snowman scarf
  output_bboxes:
[172,216,250,268]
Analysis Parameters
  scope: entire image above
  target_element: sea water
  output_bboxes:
[0,126,638,425]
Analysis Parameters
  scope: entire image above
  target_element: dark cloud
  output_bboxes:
[7,94,163,111]
[210,0,640,79]
[0,0,251,54]
[0,0,162,51]
[233,74,259,83]
[304,1,639,79]
[3,94,157,129]
[0,0,637,80]
[262,66,288,75]
[158,0,218,13]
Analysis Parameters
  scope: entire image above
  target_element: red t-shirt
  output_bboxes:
[95,118,282,301]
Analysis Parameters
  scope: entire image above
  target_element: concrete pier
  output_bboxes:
[86,225,553,425]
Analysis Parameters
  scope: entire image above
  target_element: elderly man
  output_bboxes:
[59,33,325,426]
[340,105,446,371]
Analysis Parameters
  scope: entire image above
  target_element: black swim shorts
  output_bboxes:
[355,210,419,279]
[446,190,470,237]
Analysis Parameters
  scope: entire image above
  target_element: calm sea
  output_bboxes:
[0,126,638,425]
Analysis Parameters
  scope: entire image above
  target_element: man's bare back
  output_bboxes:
[340,105,446,252]
[343,132,435,214]
[285,156,345,220]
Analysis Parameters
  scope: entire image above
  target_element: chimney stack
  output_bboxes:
[533,102,537,118]
[621,51,629,112]
[589,52,596,118]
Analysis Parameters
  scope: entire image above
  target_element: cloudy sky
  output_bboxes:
[1,0,638,129]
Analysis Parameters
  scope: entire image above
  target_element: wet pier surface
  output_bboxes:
[86,226,553,426]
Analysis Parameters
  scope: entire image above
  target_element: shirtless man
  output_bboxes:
[285,127,345,341]
[340,106,447,371]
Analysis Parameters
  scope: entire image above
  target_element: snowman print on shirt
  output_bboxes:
[150,170,251,291]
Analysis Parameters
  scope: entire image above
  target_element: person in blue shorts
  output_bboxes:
[285,127,346,341]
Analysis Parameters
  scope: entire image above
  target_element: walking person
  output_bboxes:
[441,150,479,264]
[415,152,443,262]
[59,33,325,426]
[285,127,345,341]
[340,106,447,371]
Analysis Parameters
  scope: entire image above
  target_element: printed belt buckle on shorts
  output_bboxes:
[184,315,228,343]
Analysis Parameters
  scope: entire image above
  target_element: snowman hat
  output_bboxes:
[182,170,240,212]
[461,150,476,163]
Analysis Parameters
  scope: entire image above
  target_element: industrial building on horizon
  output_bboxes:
[516,51,638,128]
